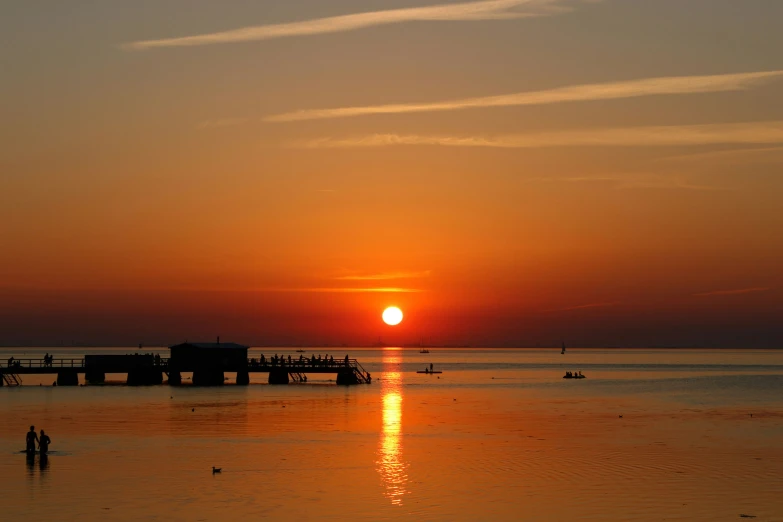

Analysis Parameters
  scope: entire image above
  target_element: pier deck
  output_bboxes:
[1,356,372,386]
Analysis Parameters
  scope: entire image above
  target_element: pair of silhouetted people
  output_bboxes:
[26,426,51,455]
[43,353,54,366]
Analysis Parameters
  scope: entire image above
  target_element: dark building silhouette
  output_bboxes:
[168,341,249,386]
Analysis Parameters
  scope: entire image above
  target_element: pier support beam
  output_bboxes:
[127,368,163,386]
[236,370,249,385]
[168,372,181,386]
[57,371,79,386]
[193,369,224,386]
[85,371,105,385]
[0,371,4,386]
[268,369,290,385]
[336,370,360,386]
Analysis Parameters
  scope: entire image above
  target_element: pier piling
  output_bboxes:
[127,368,163,386]
[268,369,290,385]
[57,370,79,386]
[192,369,224,386]
[236,370,250,385]
[85,371,105,384]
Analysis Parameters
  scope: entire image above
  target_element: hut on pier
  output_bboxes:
[168,340,249,386]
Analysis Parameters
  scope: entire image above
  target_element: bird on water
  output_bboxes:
[212,466,221,474]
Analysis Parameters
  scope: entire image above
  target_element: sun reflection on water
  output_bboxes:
[377,351,408,506]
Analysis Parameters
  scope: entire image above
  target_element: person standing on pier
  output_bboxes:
[345,354,349,367]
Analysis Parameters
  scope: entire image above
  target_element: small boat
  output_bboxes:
[417,370,442,374]
[419,349,430,354]
[295,349,306,353]
[562,372,585,379]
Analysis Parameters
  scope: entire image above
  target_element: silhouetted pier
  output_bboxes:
[1,342,372,387]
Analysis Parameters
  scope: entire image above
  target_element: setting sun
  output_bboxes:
[382,307,403,326]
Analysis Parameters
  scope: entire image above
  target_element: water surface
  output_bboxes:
[2,348,782,520]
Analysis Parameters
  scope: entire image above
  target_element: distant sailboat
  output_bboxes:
[561,342,566,355]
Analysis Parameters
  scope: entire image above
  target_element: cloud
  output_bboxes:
[255,287,423,293]
[525,175,729,192]
[619,180,729,192]
[267,70,783,122]
[124,0,581,50]
[693,287,770,297]
[297,121,783,149]
[545,302,619,312]
[335,271,432,281]
[659,146,783,163]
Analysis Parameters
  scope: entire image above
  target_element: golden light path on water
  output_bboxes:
[377,349,408,506]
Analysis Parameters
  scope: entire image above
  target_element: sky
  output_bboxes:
[1,0,782,347]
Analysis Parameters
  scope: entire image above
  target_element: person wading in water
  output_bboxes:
[26,426,39,455]
[39,429,51,455]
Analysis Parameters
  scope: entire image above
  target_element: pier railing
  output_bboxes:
[1,358,85,369]
[1,357,369,371]
[2,356,372,384]
[248,357,364,369]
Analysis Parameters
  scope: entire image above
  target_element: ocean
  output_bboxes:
[2,348,782,521]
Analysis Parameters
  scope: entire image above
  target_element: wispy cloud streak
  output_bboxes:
[545,302,619,312]
[528,175,729,192]
[659,146,783,163]
[335,271,432,281]
[257,287,423,293]
[124,0,575,50]
[298,121,783,149]
[267,70,783,122]
[694,287,770,297]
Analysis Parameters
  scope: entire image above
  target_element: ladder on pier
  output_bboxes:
[352,360,372,384]
[289,372,308,383]
[2,372,22,386]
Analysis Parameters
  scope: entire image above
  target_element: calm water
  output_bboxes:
[2,348,782,521]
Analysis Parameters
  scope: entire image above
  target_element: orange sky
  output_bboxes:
[1,0,782,346]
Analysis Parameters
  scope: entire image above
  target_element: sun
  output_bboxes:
[382,306,403,326]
